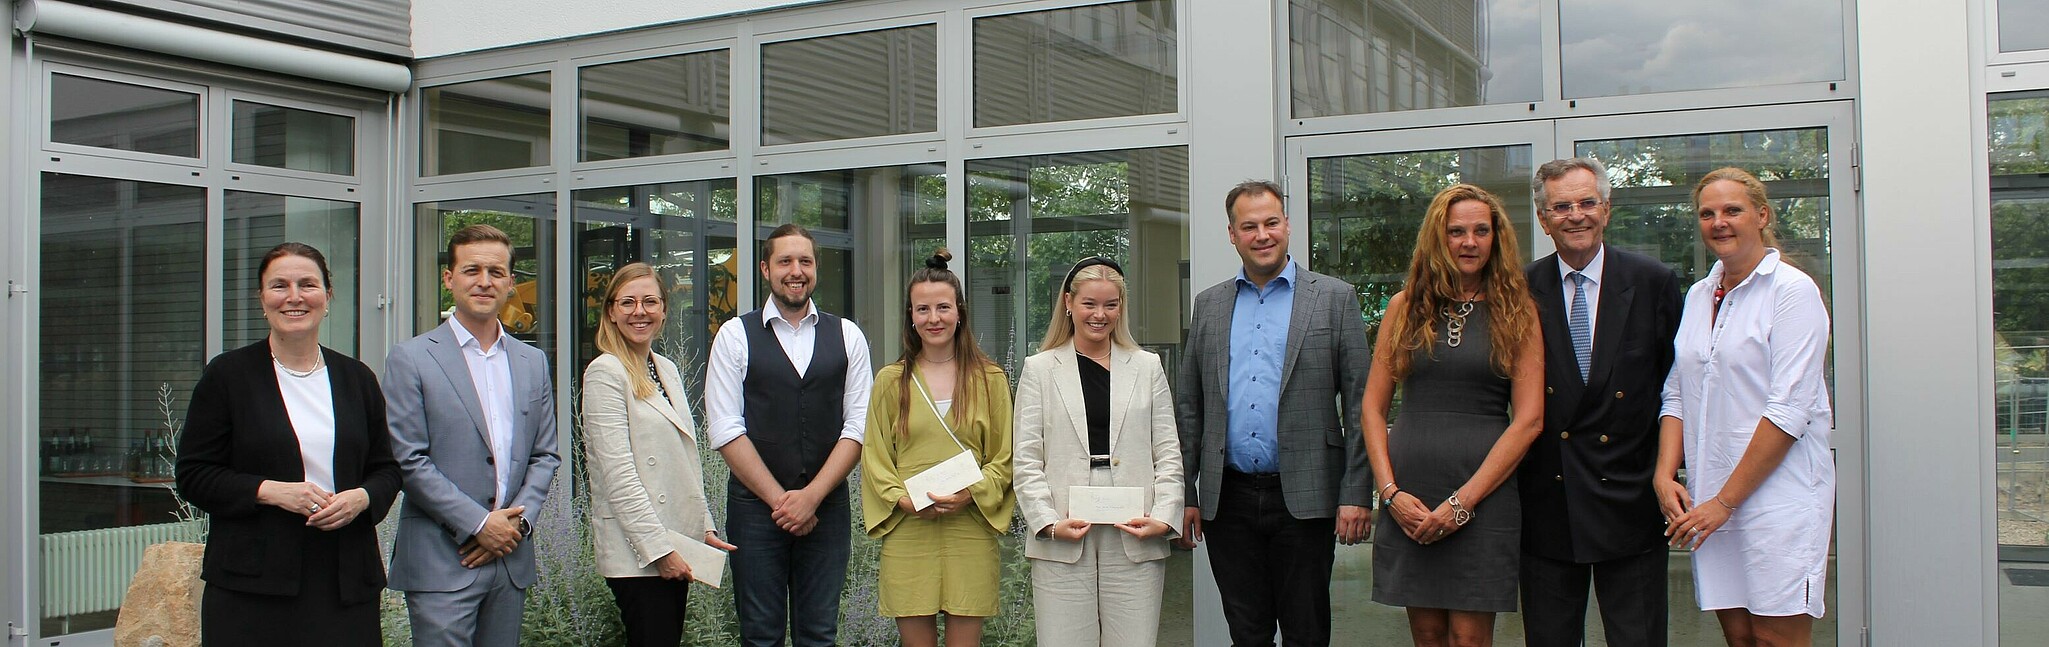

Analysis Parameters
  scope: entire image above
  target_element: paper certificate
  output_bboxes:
[669,531,729,588]
[1067,486,1147,524]
[905,451,983,510]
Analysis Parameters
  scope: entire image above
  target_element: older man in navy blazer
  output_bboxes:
[1519,157,1682,646]
[384,224,561,647]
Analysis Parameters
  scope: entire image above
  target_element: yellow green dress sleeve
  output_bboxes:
[965,364,1016,535]
[860,363,911,537]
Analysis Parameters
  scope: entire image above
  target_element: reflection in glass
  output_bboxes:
[761,26,937,145]
[754,165,944,359]
[974,0,1177,127]
[1560,0,1844,98]
[232,101,355,174]
[414,194,559,368]
[580,50,732,161]
[2001,0,2049,53]
[38,173,206,636]
[421,73,552,176]
[966,147,1188,375]
[1306,145,1534,332]
[571,180,740,414]
[1991,93,2049,644]
[50,74,200,157]
[1289,0,1541,117]
[223,193,361,354]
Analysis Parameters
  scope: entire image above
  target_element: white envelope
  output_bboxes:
[904,451,982,510]
[1067,485,1147,524]
[667,530,728,588]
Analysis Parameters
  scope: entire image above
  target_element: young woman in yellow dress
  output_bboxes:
[859,250,1016,647]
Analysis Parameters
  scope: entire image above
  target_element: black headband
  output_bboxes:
[1062,256,1124,293]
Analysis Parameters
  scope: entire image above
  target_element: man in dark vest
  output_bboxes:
[706,223,874,647]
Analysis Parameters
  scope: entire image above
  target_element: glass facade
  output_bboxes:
[421,73,552,175]
[2000,0,2049,53]
[579,49,732,161]
[1992,91,2049,643]
[413,194,560,369]
[974,0,1178,127]
[223,193,362,354]
[760,25,938,145]
[231,101,355,174]
[49,74,200,157]
[753,164,945,359]
[1289,0,1542,117]
[1559,0,1845,98]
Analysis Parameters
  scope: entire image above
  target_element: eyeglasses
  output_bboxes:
[614,297,664,312]
[1546,198,1604,217]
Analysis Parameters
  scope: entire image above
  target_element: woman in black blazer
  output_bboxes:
[176,242,401,646]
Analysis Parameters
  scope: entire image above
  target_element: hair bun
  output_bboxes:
[925,249,952,270]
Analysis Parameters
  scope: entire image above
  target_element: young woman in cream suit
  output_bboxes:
[581,262,738,646]
[1013,257,1184,647]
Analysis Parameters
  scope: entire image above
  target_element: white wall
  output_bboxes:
[411,0,815,58]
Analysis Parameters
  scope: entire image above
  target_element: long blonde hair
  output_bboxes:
[1039,260,1139,352]
[893,250,999,442]
[594,262,665,399]
[1380,184,1537,380]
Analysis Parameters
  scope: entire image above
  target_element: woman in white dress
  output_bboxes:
[1655,168,1834,646]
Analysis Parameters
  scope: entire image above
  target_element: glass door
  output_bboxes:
[1284,102,1859,645]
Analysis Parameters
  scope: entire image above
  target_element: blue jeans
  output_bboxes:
[728,476,851,647]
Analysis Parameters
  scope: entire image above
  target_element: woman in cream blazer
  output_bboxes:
[1013,257,1183,647]
[582,263,736,646]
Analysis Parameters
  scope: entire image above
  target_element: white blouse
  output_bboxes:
[1658,248,1836,616]
[276,364,337,494]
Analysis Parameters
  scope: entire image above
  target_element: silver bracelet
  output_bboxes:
[1448,493,1473,526]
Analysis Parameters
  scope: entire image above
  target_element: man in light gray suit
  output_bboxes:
[384,224,561,646]
[1176,180,1372,647]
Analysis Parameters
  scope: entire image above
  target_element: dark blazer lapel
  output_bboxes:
[1276,273,1310,396]
[1051,345,1092,451]
[1531,256,1585,420]
[1108,345,1136,452]
[426,323,494,451]
[1584,274,1636,392]
[508,340,541,460]
[1212,289,1235,402]
[253,342,306,482]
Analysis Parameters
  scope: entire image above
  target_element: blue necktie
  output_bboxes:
[1568,271,1592,383]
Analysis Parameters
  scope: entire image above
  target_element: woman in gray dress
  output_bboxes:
[1362,184,1545,646]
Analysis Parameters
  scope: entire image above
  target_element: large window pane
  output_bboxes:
[761,26,937,145]
[1289,0,1541,117]
[966,147,1188,375]
[414,194,559,369]
[38,173,206,636]
[1992,92,2049,644]
[421,73,551,176]
[753,165,944,358]
[580,50,731,161]
[1306,145,1535,331]
[231,101,355,174]
[50,74,200,157]
[571,179,740,412]
[1561,0,1844,99]
[223,193,361,355]
[974,0,1177,127]
[2001,0,2049,53]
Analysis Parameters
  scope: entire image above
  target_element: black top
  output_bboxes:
[739,309,849,490]
[1079,353,1110,456]
[645,355,669,399]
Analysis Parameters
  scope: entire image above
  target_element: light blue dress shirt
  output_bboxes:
[1226,259,1296,473]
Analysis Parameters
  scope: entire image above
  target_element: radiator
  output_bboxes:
[39,521,204,618]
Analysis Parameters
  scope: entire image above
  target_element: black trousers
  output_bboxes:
[607,575,693,647]
[1519,547,1669,647]
[1204,470,1338,647]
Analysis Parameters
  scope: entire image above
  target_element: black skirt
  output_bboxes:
[201,529,380,646]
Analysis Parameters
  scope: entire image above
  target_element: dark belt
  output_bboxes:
[1089,454,1112,469]
[1224,468,1282,487]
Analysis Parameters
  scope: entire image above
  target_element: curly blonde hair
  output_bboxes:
[1380,184,1537,380]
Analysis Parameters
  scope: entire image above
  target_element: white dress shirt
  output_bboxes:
[275,363,337,494]
[450,321,518,520]
[705,299,874,450]
[1659,248,1835,616]
[1557,244,1607,343]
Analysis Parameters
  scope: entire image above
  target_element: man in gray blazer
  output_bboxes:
[384,224,561,647]
[1177,180,1373,647]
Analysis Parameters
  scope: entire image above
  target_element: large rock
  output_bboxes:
[114,542,204,647]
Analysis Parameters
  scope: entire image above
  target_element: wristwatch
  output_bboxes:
[516,514,533,538]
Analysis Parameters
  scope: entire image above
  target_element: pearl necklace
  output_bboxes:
[273,353,323,378]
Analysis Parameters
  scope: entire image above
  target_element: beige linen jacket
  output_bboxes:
[1013,342,1185,564]
[580,352,719,578]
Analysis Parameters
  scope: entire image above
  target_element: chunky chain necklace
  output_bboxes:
[1440,291,1480,348]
